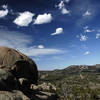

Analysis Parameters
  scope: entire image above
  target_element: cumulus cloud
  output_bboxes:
[2,5,8,9]
[85,29,93,32]
[0,5,8,18]
[84,51,90,55]
[0,29,63,56]
[80,34,88,41]
[13,11,35,26]
[83,11,91,16]
[96,33,100,39]
[61,8,70,14]
[58,1,64,9]
[38,45,44,49]
[34,13,52,25]
[84,26,94,33]
[57,0,70,15]
[51,28,63,36]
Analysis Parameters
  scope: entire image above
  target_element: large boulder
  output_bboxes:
[0,46,38,84]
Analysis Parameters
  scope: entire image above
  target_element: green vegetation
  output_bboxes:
[39,70,100,100]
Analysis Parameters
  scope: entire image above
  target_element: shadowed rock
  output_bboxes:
[0,90,57,100]
[0,69,19,90]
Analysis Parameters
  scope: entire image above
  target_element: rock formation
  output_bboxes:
[0,46,38,84]
[0,46,57,100]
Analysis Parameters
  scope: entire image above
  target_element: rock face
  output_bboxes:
[0,90,57,100]
[0,90,30,100]
[0,46,57,100]
[0,69,19,90]
[0,46,38,84]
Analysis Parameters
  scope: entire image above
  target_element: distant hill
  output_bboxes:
[39,64,100,75]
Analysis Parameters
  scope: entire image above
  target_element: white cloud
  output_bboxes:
[13,11,35,26]
[84,26,94,33]
[21,47,63,56]
[80,34,88,41]
[83,11,91,16]
[38,45,44,49]
[2,5,8,9]
[61,8,70,14]
[34,13,52,25]
[57,0,70,15]
[58,1,64,9]
[0,30,31,49]
[51,28,63,36]
[84,51,90,55]
[84,26,88,30]
[65,0,70,3]
[0,29,63,56]
[85,29,94,33]
[0,9,8,18]
[96,33,100,39]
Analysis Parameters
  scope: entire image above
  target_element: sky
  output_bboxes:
[0,0,100,70]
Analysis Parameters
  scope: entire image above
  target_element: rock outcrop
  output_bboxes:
[0,46,57,100]
[0,46,38,84]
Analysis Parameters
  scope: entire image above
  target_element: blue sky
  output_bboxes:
[0,0,100,70]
